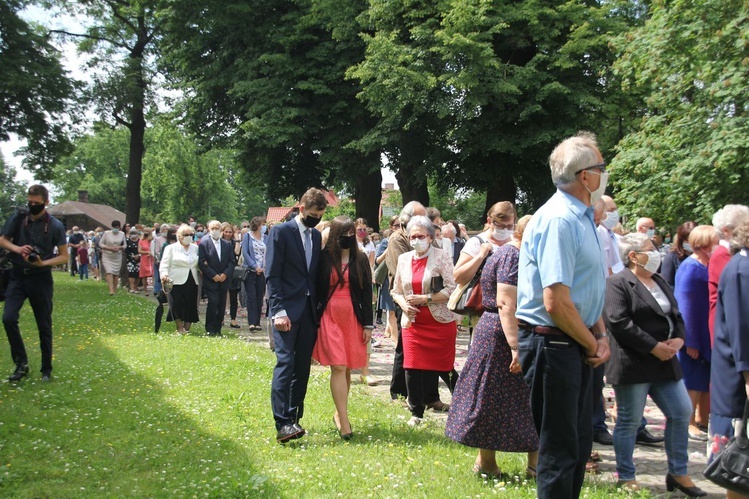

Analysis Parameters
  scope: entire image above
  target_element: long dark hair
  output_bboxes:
[326,216,365,289]
[671,221,696,259]
[354,217,371,246]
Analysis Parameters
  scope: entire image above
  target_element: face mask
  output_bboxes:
[28,203,45,216]
[492,227,513,241]
[112,228,120,234]
[602,210,619,230]
[339,234,356,249]
[301,213,321,228]
[190,222,197,228]
[180,235,192,245]
[356,229,367,237]
[682,243,692,253]
[641,250,661,273]
[410,238,429,253]
[646,229,655,238]
[582,170,608,206]
[195,231,204,240]
[665,237,671,244]
[210,229,221,240]
[261,225,267,235]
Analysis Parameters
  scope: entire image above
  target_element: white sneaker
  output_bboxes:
[407,416,423,427]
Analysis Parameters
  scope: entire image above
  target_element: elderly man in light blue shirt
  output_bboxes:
[516,132,611,499]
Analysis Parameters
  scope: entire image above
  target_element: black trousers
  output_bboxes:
[228,288,239,320]
[3,270,54,374]
[271,301,317,429]
[244,271,265,327]
[203,283,227,334]
[519,329,593,499]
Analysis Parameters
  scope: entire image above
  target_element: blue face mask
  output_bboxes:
[195,231,204,240]
[261,225,267,235]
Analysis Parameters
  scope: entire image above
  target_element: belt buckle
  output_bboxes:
[22,267,33,274]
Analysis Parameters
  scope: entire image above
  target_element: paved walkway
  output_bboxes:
[234,316,723,497]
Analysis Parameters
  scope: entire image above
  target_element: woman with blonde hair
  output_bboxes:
[160,224,200,334]
[674,225,720,441]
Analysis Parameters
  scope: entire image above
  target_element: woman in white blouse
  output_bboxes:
[160,224,200,334]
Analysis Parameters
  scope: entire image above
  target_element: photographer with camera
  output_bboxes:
[0,185,67,382]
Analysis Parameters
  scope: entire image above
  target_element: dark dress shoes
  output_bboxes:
[666,473,707,497]
[593,430,613,445]
[276,423,305,443]
[636,428,665,445]
[8,363,29,382]
[41,372,52,382]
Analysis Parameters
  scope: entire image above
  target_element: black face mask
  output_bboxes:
[339,234,356,249]
[301,213,321,228]
[28,203,45,216]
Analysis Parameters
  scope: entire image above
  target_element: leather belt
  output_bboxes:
[13,267,52,275]
[517,320,567,336]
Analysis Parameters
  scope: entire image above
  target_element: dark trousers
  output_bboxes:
[406,369,442,417]
[3,270,54,374]
[228,288,239,320]
[244,271,265,327]
[271,301,317,429]
[519,330,593,499]
[203,283,227,334]
[592,363,608,434]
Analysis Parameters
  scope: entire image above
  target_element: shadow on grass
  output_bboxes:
[0,274,280,497]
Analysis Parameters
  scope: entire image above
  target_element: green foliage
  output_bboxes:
[610,0,749,229]
[0,154,28,223]
[322,197,357,222]
[0,0,77,178]
[428,179,487,231]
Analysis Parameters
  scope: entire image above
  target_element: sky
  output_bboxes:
[2,6,400,190]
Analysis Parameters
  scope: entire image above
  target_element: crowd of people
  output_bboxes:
[4,132,749,498]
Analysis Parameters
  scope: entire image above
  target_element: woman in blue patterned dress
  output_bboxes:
[445,215,538,479]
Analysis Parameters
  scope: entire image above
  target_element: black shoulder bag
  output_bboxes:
[0,209,29,301]
[704,399,749,494]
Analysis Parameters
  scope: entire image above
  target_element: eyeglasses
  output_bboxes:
[409,234,428,240]
[580,162,606,174]
[491,220,515,230]
[184,233,195,237]
[241,225,249,229]
[391,224,401,229]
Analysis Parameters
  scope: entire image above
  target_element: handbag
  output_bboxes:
[232,266,249,281]
[372,260,389,285]
[704,399,749,494]
[447,236,489,316]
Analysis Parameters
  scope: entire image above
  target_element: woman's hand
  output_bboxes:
[651,341,678,361]
[362,328,372,344]
[509,350,521,374]
[405,294,427,306]
[686,346,700,359]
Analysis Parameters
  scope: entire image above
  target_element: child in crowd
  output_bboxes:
[76,242,90,280]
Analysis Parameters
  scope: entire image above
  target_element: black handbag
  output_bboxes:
[232,266,249,281]
[704,400,749,494]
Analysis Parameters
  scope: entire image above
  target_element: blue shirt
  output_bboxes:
[516,189,606,327]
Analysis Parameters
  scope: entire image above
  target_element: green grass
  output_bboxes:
[0,274,649,497]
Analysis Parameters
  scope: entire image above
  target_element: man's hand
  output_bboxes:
[362,328,372,344]
[664,338,684,351]
[15,244,33,257]
[274,316,291,332]
[586,339,610,368]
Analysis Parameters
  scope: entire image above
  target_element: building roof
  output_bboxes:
[265,207,293,223]
[292,189,340,208]
[47,201,126,229]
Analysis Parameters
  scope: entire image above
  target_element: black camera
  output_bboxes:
[27,247,43,263]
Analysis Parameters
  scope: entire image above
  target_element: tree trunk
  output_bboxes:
[482,173,516,226]
[395,169,429,207]
[354,161,382,228]
[124,18,149,224]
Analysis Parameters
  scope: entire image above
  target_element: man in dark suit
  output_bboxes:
[199,220,235,337]
[266,188,328,443]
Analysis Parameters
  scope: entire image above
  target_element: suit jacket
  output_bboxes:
[159,242,200,285]
[198,237,235,290]
[391,247,457,324]
[604,268,686,385]
[315,249,373,328]
[265,219,321,322]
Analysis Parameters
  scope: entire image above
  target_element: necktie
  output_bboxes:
[304,228,312,269]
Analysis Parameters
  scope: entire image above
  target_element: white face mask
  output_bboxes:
[636,250,661,274]
[583,170,608,206]
[492,227,513,241]
[410,238,429,253]
[602,210,619,230]
[210,229,221,240]
[179,235,193,245]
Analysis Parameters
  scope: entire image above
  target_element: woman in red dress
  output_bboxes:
[313,216,374,440]
[138,229,154,295]
[391,215,458,427]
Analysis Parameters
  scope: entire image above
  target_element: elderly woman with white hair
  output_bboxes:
[604,232,705,496]
[391,215,458,426]
[709,205,749,342]
[160,224,200,334]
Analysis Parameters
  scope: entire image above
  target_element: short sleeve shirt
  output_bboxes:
[516,190,606,327]
[1,210,67,268]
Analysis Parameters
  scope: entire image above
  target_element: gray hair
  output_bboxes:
[549,133,601,187]
[176,224,193,238]
[712,204,749,234]
[406,215,436,239]
[618,232,651,267]
[399,201,425,225]
[206,220,221,230]
[441,224,456,238]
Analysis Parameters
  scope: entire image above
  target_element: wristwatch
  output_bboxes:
[426,294,432,303]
